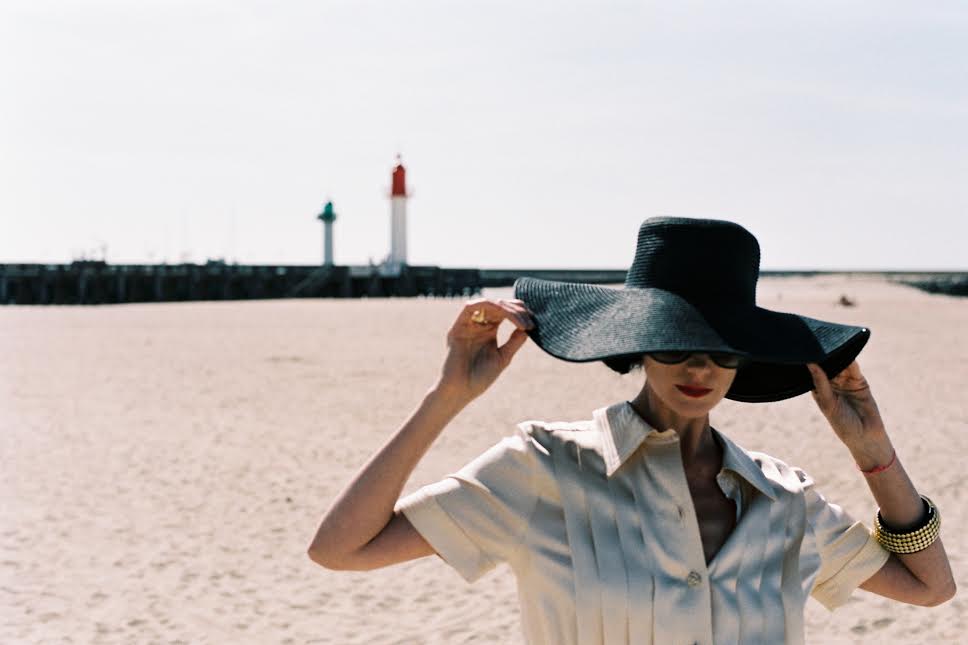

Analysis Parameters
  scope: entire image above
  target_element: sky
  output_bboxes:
[2,0,966,270]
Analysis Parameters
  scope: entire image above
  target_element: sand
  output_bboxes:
[2,276,965,644]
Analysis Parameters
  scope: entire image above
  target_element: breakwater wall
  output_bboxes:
[1,263,965,305]
[0,263,630,305]
[0,262,478,305]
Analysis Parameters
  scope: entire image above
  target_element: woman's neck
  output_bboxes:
[629,388,718,470]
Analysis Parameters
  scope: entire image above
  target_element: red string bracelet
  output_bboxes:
[859,450,896,475]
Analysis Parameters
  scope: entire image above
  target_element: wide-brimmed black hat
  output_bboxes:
[513,217,870,403]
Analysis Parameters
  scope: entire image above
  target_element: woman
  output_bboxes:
[308,218,955,644]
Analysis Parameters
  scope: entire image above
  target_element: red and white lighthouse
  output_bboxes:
[387,155,409,272]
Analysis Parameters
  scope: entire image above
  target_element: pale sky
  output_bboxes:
[2,1,966,270]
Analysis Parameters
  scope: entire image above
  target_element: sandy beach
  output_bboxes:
[2,275,964,644]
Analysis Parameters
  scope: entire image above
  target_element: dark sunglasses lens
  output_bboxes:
[650,352,690,364]
[651,352,746,368]
[710,353,743,368]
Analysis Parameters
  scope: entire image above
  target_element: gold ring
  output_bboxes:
[470,309,489,325]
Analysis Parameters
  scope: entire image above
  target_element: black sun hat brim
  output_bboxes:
[513,277,870,403]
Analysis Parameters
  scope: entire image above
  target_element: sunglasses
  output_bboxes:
[649,351,749,370]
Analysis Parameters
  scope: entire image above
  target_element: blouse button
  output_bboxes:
[686,571,702,587]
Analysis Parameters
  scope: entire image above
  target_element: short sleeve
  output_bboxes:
[800,471,890,610]
[393,424,538,583]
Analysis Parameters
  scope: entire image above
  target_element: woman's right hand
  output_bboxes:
[434,298,535,402]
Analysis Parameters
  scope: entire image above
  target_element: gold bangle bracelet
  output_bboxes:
[873,495,941,554]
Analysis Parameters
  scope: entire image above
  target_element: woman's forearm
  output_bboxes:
[307,298,533,567]
[307,386,471,563]
[848,431,923,526]
[847,431,956,602]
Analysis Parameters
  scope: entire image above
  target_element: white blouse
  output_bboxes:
[395,401,889,645]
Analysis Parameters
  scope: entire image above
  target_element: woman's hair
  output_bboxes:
[603,353,647,375]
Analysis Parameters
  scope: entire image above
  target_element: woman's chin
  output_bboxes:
[666,392,722,416]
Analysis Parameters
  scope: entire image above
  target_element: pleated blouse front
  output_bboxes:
[395,401,889,645]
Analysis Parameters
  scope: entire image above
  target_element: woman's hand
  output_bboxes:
[807,361,892,465]
[435,298,535,402]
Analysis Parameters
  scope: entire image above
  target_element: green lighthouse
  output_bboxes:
[317,201,336,266]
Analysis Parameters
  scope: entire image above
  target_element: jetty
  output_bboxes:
[1,262,965,305]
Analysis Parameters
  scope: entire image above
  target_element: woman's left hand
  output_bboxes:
[807,361,887,449]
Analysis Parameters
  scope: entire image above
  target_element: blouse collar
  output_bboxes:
[594,401,777,500]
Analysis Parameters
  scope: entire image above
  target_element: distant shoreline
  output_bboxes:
[2,263,966,304]
[477,269,968,298]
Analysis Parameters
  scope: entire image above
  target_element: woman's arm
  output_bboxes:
[854,444,954,606]
[307,298,534,570]
[307,387,466,569]
[807,361,956,606]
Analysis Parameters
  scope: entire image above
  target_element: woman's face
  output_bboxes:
[641,353,739,418]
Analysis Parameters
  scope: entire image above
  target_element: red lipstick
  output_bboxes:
[676,385,713,398]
